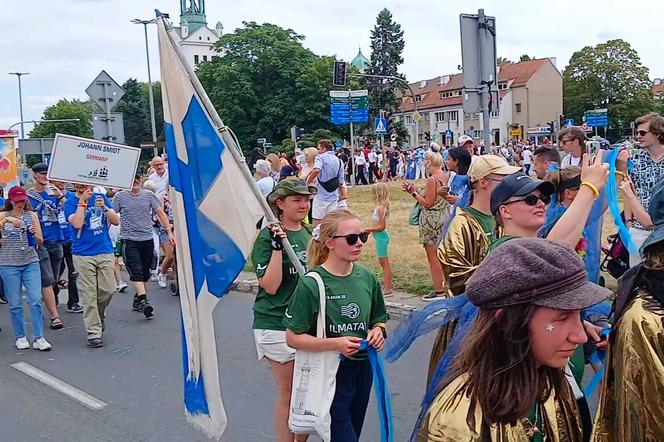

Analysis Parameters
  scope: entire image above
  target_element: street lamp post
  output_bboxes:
[8,118,81,131]
[8,72,30,139]
[132,18,159,157]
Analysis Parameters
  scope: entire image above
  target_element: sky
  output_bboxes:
[2,0,661,135]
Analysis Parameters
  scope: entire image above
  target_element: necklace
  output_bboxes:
[524,402,543,440]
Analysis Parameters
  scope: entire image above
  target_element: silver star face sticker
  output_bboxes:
[545,323,555,332]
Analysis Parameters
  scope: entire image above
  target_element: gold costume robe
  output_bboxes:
[422,374,584,442]
[428,209,490,379]
[592,288,664,441]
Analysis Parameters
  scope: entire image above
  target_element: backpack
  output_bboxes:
[317,159,343,193]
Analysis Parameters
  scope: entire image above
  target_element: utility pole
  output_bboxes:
[9,72,29,139]
[349,88,355,186]
[132,18,159,157]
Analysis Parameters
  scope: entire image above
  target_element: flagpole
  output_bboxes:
[159,17,305,276]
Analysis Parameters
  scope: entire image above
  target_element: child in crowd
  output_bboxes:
[365,183,393,295]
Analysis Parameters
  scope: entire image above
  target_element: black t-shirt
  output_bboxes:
[389,151,400,165]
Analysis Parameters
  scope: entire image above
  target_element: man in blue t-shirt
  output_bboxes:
[28,163,69,330]
[64,183,120,348]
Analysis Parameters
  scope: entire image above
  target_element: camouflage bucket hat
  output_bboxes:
[266,178,317,213]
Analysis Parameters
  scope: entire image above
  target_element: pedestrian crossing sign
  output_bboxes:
[374,117,388,134]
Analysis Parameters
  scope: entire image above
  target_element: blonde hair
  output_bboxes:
[142,180,156,193]
[304,147,318,164]
[424,151,443,168]
[371,182,390,213]
[308,210,360,267]
[545,166,581,202]
[265,153,281,172]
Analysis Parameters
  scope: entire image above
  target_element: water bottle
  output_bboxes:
[23,214,36,247]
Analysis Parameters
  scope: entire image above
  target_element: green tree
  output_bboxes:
[114,79,164,148]
[368,8,405,117]
[519,54,534,62]
[496,57,513,66]
[29,99,93,138]
[563,39,655,130]
[197,22,336,154]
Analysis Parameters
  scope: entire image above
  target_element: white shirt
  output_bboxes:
[255,176,275,197]
[523,149,533,165]
[354,154,367,166]
[149,170,169,199]
[561,154,582,168]
[368,151,377,163]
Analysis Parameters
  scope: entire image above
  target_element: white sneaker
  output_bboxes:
[33,337,52,351]
[157,273,167,288]
[150,272,158,282]
[117,281,128,293]
[15,337,30,350]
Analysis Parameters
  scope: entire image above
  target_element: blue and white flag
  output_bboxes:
[157,18,264,440]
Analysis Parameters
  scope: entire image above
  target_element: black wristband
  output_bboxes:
[269,230,284,251]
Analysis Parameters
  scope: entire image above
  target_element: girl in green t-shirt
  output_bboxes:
[286,210,389,442]
[251,178,315,442]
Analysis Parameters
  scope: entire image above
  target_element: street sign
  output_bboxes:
[92,113,125,144]
[374,117,388,135]
[581,122,590,132]
[390,133,397,141]
[257,138,267,144]
[584,109,609,127]
[86,70,124,111]
[412,111,422,123]
[509,128,522,137]
[566,118,575,127]
[445,129,453,138]
[335,140,343,149]
[329,90,369,125]
[460,10,497,116]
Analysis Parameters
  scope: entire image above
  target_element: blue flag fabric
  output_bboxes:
[158,18,265,440]
[360,340,394,442]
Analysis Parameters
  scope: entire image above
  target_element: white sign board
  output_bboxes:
[47,134,141,190]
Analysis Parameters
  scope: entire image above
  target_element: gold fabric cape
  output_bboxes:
[427,209,491,379]
[421,373,583,442]
[592,288,664,441]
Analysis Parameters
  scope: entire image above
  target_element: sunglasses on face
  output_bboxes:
[332,231,369,245]
[637,130,650,137]
[503,193,551,207]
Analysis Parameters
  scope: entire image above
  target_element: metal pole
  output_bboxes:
[477,9,492,151]
[9,73,29,139]
[102,81,113,141]
[158,18,305,275]
[143,23,159,157]
[348,89,355,186]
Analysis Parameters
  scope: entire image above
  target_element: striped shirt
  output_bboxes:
[0,214,39,266]
[112,189,161,241]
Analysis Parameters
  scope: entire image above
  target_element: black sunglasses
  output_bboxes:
[332,231,369,245]
[637,130,650,137]
[503,193,551,207]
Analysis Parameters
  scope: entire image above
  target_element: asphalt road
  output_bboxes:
[0,281,434,442]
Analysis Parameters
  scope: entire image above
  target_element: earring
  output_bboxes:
[545,324,554,332]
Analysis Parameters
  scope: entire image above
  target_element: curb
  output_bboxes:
[231,280,418,317]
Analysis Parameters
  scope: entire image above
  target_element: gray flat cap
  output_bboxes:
[466,238,610,310]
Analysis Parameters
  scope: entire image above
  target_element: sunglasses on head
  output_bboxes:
[637,130,650,137]
[332,231,369,245]
[503,193,551,207]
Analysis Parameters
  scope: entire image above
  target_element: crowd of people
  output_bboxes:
[0,155,175,349]
[249,112,664,442]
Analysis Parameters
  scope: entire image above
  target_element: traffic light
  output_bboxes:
[559,114,566,128]
[333,61,347,87]
[548,121,555,134]
[425,131,431,142]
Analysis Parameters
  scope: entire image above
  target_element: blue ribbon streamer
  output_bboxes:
[360,340,394,442]
[583,327,611,397]
[607,146,638,255]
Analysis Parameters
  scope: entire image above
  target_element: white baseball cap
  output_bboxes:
[459,135,474,146]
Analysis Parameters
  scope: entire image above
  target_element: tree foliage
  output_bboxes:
[368,8,405,116]
[563,39,655,129]
[197,22,337,154]
[29,99,93,139]
[519,54,534,62]
[114,79,164,148]
[496,57,513,66]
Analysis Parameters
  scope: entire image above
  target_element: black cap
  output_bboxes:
[31,163,48,174]
[490,173,555,215]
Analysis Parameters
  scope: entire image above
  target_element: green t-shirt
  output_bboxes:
[251,226,311,330]
[487,234,520,253]
[285,264,389,341]
[464,207,496,245]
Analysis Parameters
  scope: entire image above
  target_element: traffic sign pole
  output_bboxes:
[102,81,113,141]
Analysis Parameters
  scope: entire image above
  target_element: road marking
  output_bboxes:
[11,362,108,411]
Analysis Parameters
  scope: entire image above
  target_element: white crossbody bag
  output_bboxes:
[289,271,341,442]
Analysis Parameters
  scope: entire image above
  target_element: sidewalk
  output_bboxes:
[232,271,424,318]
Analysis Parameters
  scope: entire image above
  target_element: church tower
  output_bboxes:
[173,0,223,67]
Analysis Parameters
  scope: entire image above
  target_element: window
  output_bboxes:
[199,36,202,40]
[490,110,499,117]
[405,115,413,125]
[457,90,463,96]
[203,55,208,62]
[435,112,445,122]
[498,83,508,90]
[207,37,210,41]
[415,95,422,102]
[194,54,200,64]
[440,91,454,99]
[448,110,459,122]
[515,103,522,113]
[473,130,482,138]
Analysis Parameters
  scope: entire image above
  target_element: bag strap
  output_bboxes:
[305,271,327,339]
[27,189,57,211]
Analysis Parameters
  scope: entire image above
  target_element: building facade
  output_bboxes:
[396,58,562,146]
[171,0,223,68]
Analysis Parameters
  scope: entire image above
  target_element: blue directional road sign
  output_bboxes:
[374,117,388,135]
[584,109,608,127]
[566,119,574,127]
[445,129,453,138]
[335,140,343,149]
[329,90,369,125]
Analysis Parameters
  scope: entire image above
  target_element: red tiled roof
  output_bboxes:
[398,58,550,112]
[653,80,664,95]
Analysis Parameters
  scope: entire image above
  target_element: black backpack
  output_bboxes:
[318,159,343,192]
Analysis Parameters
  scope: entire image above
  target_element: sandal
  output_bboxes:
[56,279,68,289]
[50,317,64,330]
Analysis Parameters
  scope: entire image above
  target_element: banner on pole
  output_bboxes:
[0,132,19,193]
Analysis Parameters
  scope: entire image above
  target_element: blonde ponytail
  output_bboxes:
[307,210,360,267]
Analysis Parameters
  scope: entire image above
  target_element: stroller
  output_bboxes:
[600,233,630,281]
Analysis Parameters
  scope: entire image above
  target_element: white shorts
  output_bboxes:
[253,329,296,364]
[312,198,338,220]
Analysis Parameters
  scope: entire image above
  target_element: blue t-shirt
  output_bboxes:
[28,190,64,242]
[59,191,78,243]
[64,193,114,256]
[415,148,425,164]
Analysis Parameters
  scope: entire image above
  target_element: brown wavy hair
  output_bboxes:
[443,305,567,424]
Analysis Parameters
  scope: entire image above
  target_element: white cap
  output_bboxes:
[93,186,107,195]
[458,135,474,146]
